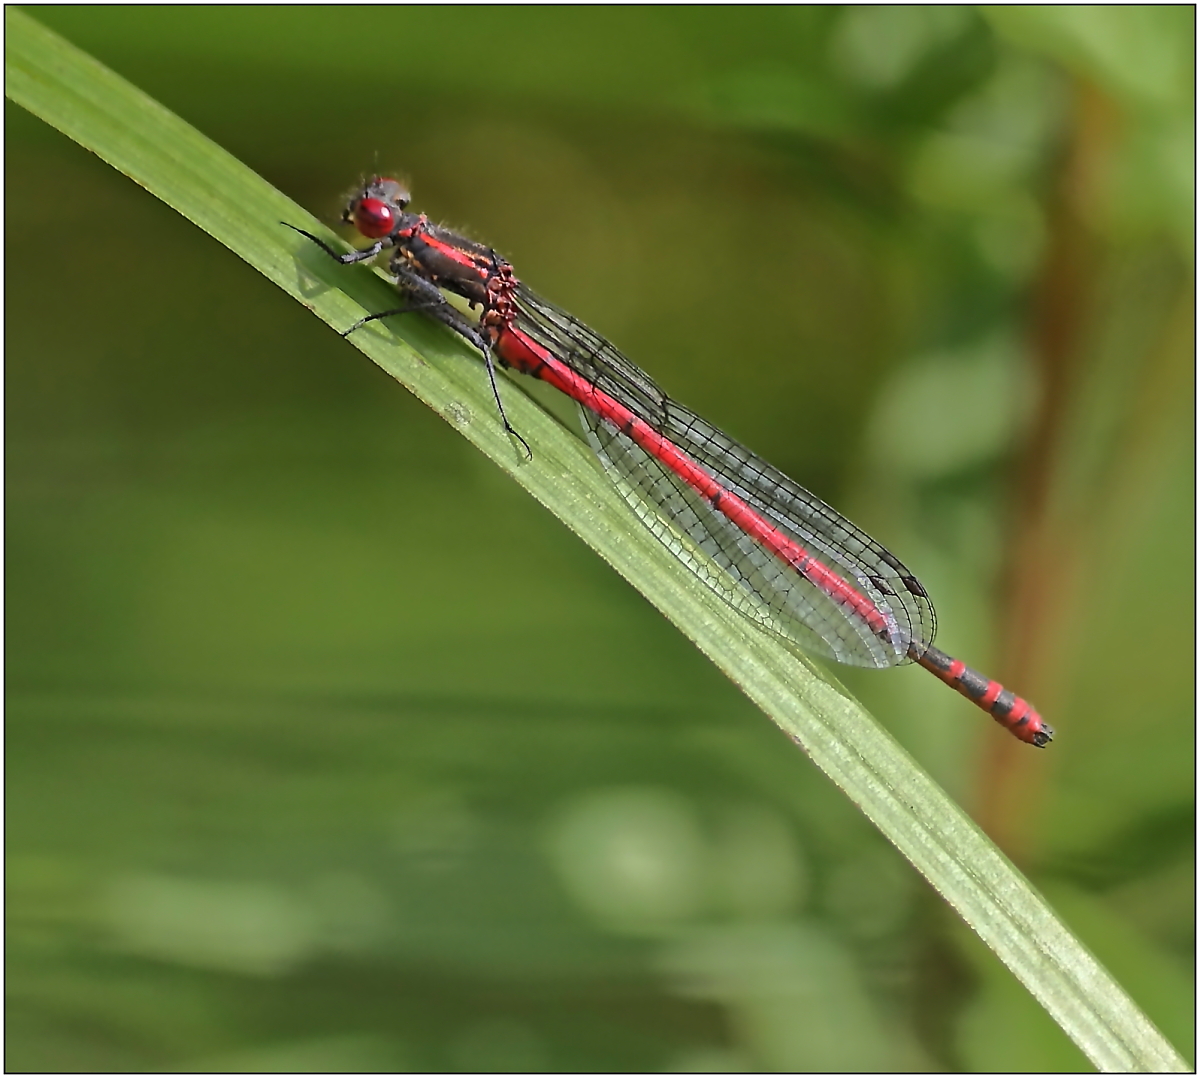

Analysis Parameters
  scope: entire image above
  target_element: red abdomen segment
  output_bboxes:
[494,325,898,645]
[494,320,1053,747]
[909,643,1053,746]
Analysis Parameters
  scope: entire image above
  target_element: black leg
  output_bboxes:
[282,222,385,265]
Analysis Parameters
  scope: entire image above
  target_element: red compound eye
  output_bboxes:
[353,197,398,238]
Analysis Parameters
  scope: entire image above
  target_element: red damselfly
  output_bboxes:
[285,179,1052,747]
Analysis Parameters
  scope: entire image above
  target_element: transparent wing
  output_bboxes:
[514,287,936,669]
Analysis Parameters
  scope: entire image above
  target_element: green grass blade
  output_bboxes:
[5,9,1188,1072]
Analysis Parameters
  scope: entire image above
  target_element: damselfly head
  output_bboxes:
[343,177,411,239]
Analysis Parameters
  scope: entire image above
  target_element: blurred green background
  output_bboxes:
[6,6,1193,1071]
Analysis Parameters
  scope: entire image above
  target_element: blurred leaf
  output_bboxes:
[833,5,973,91]
[696,66,858,138]
[984,5,1194,109]
[984,5,1195,251]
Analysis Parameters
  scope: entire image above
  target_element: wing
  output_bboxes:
[513,287,935,669]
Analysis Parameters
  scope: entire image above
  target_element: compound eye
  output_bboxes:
[353,196,398,238]
[375,177,411,208]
